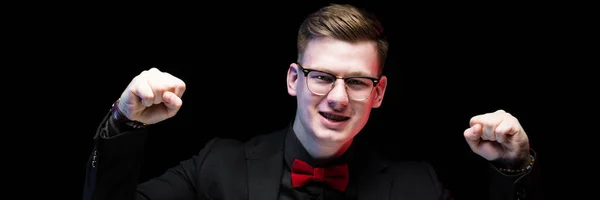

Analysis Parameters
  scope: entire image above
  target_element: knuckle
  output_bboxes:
[507,115,517,122]
[141,92,154,99]
[154,85,167,94]
[179,80,187,90]
[135,73,151,85]
[149,67,160,72]
[507,112,515,119]
[146,68,162,77]
[132,74,143,83]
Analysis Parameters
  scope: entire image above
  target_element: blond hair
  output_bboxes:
[297,4,388,75]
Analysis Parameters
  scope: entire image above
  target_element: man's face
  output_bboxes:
[287,37,388,145]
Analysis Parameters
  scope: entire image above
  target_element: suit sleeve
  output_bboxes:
[423,150,542,200]
[488,149,543,200]
[82,111,220,200]
[423,162,454,200]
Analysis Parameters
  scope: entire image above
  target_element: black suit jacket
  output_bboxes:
[83,114,540,200]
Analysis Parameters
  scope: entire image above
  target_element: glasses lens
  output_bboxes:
[306,71,334,95]
[306,71,375,100]
[345,77,374,100]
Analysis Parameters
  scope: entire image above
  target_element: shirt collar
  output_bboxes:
[283,124,356,169]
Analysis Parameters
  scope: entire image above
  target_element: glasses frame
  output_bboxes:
[297,63,380,101]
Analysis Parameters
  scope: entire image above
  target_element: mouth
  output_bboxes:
[319,112,350,122]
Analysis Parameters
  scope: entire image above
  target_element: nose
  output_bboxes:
[326,79,349,111]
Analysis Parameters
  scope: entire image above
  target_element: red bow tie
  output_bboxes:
[290,158,349,192]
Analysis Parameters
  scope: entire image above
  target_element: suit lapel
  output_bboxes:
[243,127,393,200]
[354,147,392,200]
[245,128,287,200]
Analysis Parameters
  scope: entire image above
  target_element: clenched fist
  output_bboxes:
[117,68,186,125]
[464,110,530,168]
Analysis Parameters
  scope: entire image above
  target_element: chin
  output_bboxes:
[312,122,356,144]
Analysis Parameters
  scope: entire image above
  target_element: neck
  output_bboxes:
[292,117,353,162]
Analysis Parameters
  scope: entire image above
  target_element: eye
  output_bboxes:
[346,78,368,86]
[308,71,335,83]
[316,75,334,82]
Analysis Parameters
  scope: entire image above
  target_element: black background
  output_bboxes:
[78,1,552,199]
[7,0,594,199]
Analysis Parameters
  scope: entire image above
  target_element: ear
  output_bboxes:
[371,75,387,108]
[287,63,299,96]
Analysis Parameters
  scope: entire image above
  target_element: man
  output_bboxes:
[83,4,539,200]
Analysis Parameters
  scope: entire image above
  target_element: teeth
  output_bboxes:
[322,113,348,121]
[326,114,343,120]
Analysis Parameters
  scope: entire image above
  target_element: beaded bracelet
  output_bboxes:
[112,98,147,129]
[498,155,535,174]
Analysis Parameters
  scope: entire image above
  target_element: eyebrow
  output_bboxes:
[311,66,375,78]
[346,71,374,77]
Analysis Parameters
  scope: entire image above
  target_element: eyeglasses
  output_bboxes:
[297,64,380,101]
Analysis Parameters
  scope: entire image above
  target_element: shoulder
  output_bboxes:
[193,128,286,179]
[386,159,438,180]
[380,154,444,190]
[358,147,441,184]
[366,152,445,195]
[201,137,244,154]
[199,127,287,159]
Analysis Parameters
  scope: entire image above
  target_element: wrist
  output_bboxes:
[111,98,147,129]
[495,153,534,175]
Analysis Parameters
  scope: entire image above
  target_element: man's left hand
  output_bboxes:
[464,110,530,168]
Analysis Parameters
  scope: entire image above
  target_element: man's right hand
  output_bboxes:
[117,67,186,125]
